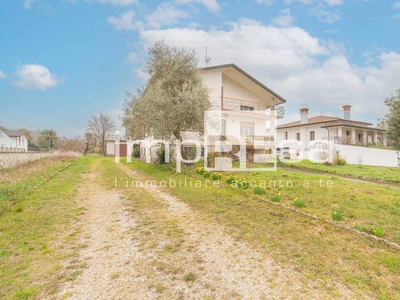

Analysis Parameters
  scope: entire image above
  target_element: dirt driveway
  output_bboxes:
[56,162,353,299]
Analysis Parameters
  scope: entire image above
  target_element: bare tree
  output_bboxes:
[86,113,116,156]
[28,129,41,146]
[55,136,87,153]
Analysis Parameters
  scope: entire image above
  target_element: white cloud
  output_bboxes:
[145,4,189,29]
[13,64,62,90]
[107,10,135,30]
[309,5,341,23]
[285,0,343,6]
[0,70,6,79]
[23,0,34,9]
[255,0,275,5]
[137,18,400,118]
[393,1,400,9]
[97,0,138,6]
[271,8,295,27]
[176,0,220,13]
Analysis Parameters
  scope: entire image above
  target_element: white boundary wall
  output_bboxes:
[0,152,54,169]
[334,144,398,167]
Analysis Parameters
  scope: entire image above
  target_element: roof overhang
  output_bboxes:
[201,64,287,105]
[321,124,386,131]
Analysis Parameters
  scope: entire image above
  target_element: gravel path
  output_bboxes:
[55,163,355,299]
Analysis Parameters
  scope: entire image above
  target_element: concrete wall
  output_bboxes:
[334,144,398,167]
[0,152,54,169]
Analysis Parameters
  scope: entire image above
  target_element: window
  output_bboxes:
[240,105,254,111]
[284,132,288,140]
[240,121,254,135]
[221,119,226,135]
[346,130,350,136]
[296,133,300,141]
[310,131,315,141]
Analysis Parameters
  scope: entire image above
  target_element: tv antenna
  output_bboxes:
[204,47,211,67]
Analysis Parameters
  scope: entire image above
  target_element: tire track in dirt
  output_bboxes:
[55,161,359,299]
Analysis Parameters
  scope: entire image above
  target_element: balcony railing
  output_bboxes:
[222,98,285,117]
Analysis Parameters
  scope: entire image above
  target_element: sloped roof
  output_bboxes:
[3,130,33,140]
[277,115,374,130]
[201,63,287,105]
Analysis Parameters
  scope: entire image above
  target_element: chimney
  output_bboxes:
[342,105,351,120]
[300,108,309,124]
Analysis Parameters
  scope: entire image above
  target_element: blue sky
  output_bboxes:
[1,0,400,137]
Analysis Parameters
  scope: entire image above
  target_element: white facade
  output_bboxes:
[201,64,286,143]
[123,64,287,162]
[0,130,13,148]
[0,130,31,151]
[276,107,389,166]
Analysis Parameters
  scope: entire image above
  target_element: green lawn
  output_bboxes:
[0,155,91,299]
[121,158,400,299]
[281,159,400,183]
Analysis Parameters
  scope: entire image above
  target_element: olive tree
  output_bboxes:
[122,41,211,146]
[379,89,400,148]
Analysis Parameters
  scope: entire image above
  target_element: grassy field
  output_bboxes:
[282,159,400,183]
[122,158,400,299]
[0,154,90,299]
[1,156,399,299]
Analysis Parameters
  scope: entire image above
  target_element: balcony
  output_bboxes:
[222,98,285,117]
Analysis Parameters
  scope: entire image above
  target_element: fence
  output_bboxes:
[0,147,27,152]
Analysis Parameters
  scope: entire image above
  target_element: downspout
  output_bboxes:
[221,86,224,109]
[325,123,333,164]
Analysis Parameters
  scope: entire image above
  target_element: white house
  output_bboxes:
[0,130,32,152]
[117,64,288,162]
[276,106,389,162]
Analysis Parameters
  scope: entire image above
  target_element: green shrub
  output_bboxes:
[332,211,344,221]
[270,193,281,202]
[203,171,211,178]
[254,186,266,195]
[133,145,141,158]
[293,197,305,208]
[333,150,347,166]
[154,145,170,165]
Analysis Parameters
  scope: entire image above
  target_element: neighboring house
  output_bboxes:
[0,130,32,151]
[276,105,387,157]
[115,63,287,160]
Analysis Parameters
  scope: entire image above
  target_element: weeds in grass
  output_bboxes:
[195,167,205,175]
[332,211,344,221]
[211,172,222,181]
[66,270,83,281]
[354,224,386,237]
[226,175,237,185]
[253,186,266,195]
[184,272,196,281]
[237,178,249,189]
[203,171,211,178]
